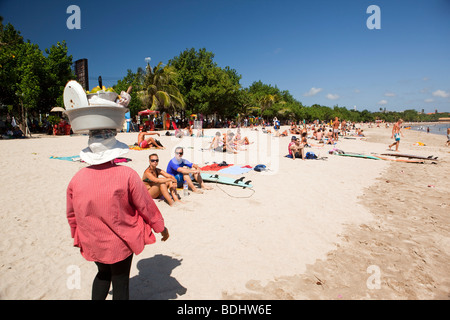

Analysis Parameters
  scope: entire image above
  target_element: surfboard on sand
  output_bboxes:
[200,173,253,188]
[336,152,381,160]
[380,153,438,160]
[372,155,424,163]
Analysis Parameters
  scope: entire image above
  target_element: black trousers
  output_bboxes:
[92,254,133,300]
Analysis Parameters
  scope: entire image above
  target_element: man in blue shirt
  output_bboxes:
[166,147,211,193]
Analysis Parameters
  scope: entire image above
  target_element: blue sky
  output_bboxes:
[1,0,449,113]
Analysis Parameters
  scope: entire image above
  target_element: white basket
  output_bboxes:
[63,81,128,133]
[65,106,128,133]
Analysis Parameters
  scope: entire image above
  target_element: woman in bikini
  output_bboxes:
[136,128,165,149]
[142,154,181,206]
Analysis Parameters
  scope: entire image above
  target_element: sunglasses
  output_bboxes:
[150,159,159,163]
[176,152,183,155]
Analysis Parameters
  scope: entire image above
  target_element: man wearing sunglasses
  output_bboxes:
[166,147,211,194]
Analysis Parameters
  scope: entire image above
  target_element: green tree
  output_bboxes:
[168,48,242,117]
[142,62,185,114]
[0,22,74,134]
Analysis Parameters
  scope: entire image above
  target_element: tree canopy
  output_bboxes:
[0,22,74,133]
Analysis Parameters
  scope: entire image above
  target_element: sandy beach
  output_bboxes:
[0,124,449,300]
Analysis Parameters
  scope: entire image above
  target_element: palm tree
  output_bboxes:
[258,94,278,117]
[141,62,185,114]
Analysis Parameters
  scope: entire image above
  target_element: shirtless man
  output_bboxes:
[136,129,164,149]
[388,119,404,151]
[289,137,305,160]
[142,153,181,206]
[332,117,340,141]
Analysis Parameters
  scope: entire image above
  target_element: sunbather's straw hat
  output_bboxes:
[80,129,129,165]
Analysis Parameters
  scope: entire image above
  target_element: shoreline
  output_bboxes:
[224,126,450,299]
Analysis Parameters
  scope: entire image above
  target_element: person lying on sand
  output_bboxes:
[142,153,182,206]
[135,128,164,149]
[234,128,251,145]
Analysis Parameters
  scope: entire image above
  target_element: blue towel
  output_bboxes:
[50,155,81,161]
[218,165,252,175]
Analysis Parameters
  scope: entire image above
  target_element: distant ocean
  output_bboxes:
[409,123,450,136]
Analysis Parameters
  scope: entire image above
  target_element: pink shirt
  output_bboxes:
[66,162,165,264]
[288,141,295,156]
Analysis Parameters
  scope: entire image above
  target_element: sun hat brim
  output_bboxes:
[80,140,129,165]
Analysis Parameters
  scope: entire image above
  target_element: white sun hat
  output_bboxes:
[79,130,129,165]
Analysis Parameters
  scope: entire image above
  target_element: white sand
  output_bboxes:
[0,125,448,299]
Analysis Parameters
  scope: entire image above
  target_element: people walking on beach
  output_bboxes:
[67,129,169,300]
[143,153,182,206]
[388,119,404,151]
[166,147,212,193]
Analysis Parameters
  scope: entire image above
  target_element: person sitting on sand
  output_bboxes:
[136,128,164,149]
[224,131,239,153]
[300,131,308,147]
[326,129,334,144]
[288,136,305,160]
[234,128,252,148]
[315,128,324,143]
[356,129,365,137]
[289,124,300,135]
[166,147,212,193]
[209,131,225,152]
[142,153,182,206]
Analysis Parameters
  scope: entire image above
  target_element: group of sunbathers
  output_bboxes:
[208,129,251,153]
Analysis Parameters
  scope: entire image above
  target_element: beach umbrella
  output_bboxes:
[51,107,66,112]
[138,109,160,116]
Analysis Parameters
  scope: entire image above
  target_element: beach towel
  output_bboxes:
[218,165,253,175]
[50,155,81,161]
[129,145,158,151]
[113,157,132,163]
[200,162,233,171]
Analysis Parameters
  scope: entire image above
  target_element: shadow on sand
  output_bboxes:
[129,254,187,300]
